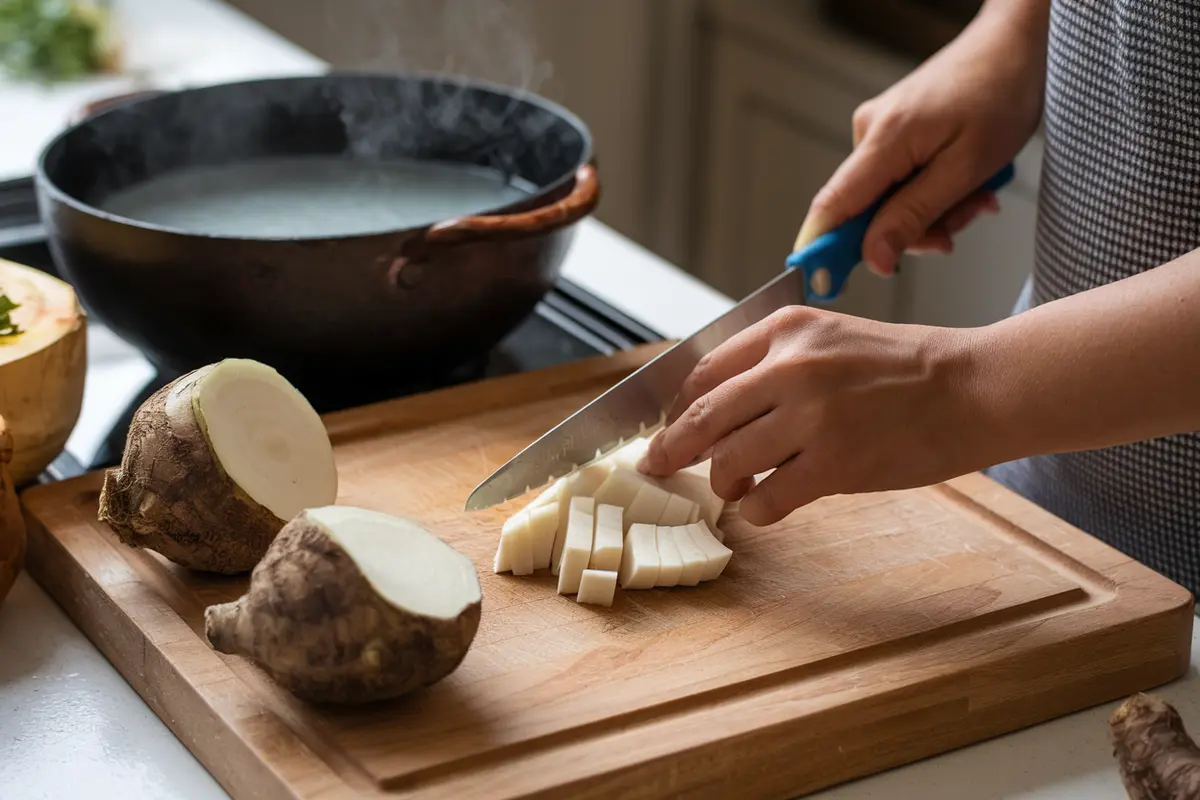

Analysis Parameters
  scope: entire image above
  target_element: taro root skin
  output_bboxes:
[98,359,337,574]
[205,507,482,705]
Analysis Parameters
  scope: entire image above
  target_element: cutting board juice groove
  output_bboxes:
[20,345,1194,800]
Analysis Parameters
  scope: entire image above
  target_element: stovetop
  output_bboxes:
[0,176,662,482]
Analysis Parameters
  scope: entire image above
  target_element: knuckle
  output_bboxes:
[807,186,839,220]
[682,392,714,434]
[872,109,907,139]
[811,173,861,221]
[889,201,936,240]
[709,442,740,485]
[689,350,716,386]
[765,305,812,339]
[672,355,717,421]
[851,101,873,133]
[776,316,838,364]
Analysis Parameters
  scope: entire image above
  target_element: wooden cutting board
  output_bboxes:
[20,343,1195,800]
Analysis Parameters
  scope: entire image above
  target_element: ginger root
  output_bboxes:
[1110,692,1200,800]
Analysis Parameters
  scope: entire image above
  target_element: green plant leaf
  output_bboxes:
[0,294,22,337]
[0,0,109,82]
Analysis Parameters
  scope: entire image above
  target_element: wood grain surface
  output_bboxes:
[20,344,1195,799]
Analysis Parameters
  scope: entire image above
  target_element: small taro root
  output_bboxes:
[1109,692,1200,800]
[205,505,482,704]
[98,358,337,574]
[0,415,26,606]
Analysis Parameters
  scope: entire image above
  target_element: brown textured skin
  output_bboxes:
[204,513,482,704]
[98,366,285,574]
[1110,693,1200,799]
[0,415,26,606]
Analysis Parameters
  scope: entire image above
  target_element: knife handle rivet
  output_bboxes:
[810,267,832,297]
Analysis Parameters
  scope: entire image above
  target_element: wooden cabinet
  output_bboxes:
[692,28,903,321]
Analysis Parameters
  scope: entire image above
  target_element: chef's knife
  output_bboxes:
[464,163,1016,511]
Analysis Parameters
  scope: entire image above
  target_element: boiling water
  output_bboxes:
[97,157,532,238]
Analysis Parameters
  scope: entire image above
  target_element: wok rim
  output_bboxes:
[34,70,594,244]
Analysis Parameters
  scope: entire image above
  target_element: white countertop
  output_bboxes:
[2,2,1198,799]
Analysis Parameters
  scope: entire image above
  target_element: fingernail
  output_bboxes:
[637,441,660,474]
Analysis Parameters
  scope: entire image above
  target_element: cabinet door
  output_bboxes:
[693,31,903,320]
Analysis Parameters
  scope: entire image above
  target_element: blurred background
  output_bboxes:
[1,0,1045,327]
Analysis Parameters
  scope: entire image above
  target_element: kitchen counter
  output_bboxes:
[1,2,1197,799]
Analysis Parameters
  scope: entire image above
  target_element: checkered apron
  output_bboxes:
[986,0,1200,595]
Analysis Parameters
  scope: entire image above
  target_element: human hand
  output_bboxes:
[637,306,992,526]
[795,1,1049,276]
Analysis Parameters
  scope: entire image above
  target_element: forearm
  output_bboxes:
[979,0,1051,32]
[969,250,1200,463]
[980,0,1052,95]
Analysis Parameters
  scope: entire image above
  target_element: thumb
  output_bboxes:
[862,143,996,274]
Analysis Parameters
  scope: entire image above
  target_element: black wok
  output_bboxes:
[34,73,597,400]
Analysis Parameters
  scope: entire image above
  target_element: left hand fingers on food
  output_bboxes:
[642,366,775,477]
[707,410,803,501]
[665,321,773,424]
[737,453,836,526]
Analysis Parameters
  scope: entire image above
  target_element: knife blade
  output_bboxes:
[464,162,1016,511]
[464,267,808,510]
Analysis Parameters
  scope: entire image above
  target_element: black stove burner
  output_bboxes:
[0,175,664,481]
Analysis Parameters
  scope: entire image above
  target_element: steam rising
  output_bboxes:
[318,0,558,167]
[305,0,568,184]
[47,0,583,209]
[330,0,553,93]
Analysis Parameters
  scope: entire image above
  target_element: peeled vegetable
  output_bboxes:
[618,523,659,590]
[205,505,482,704]
[0,415,25,607]
[576,569,618,607]
[99,358,337,574]
[1110,692,1200,800]
[0,258,86,486]
[556,497,595,595]
[494,433,734,605]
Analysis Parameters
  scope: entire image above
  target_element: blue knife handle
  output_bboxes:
[785,162,1016,302]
